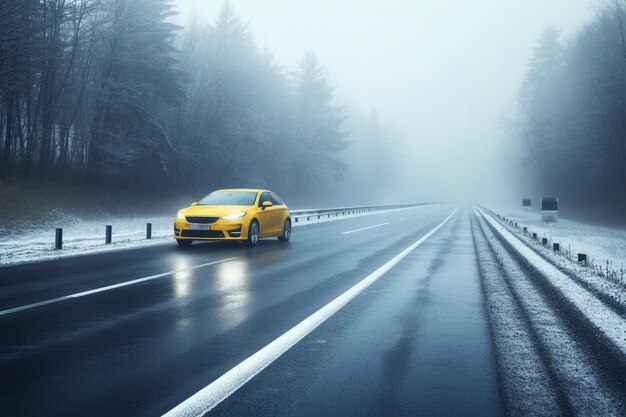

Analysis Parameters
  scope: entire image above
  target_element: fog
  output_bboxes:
[177,0,592,204]
[5,0,624,219]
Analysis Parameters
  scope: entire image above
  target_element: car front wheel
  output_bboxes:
[247,220,259,246]
[278,218,291,242]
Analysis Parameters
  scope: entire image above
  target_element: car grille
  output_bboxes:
[185,216,219,224]
[181,230,225,238]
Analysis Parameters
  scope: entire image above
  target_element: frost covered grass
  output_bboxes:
[490,207,626,286]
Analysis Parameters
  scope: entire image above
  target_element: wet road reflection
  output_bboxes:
[214,258,251,330]
[172,257,193,298]
[1,204,484,417]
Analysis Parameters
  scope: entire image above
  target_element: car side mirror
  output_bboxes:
[262,201,273,209]
[191,202,198,206]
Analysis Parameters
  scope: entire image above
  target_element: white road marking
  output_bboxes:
[162,209,457,417]
[0,257,240,317]
[340,223,389,235]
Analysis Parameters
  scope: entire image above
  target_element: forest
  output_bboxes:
[512,0,626,220]
[0,0,401,204]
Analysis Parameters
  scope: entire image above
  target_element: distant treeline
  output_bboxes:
[512,1,626,219]
[0,1,399,202]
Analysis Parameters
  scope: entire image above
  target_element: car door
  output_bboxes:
[256,192,278,236]
[270,192,287,231]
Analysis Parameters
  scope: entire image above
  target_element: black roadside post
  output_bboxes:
[553,243,560,252]
[578,253,588,266]
[146,223,152,239]
[55,228,63,250]
[105,225,112,244]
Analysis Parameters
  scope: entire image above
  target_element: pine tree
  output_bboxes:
[87,0,183,186]
[292,52,347,190]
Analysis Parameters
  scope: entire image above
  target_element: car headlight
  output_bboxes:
[221,211,246,220]
[176,211,185,220]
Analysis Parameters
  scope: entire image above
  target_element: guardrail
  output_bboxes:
[480,206,626,286]
[480,206,591,267]
[49,203,432,250]
[289,203,431,223]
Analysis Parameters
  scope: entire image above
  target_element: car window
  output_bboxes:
[258,192,272,207]
[198,191,258,206]
[270,193,284,206]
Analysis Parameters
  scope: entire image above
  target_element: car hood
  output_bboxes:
[179,205,252,218]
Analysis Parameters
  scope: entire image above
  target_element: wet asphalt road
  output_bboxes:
[0,204,503,417]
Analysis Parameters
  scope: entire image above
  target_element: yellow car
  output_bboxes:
[174,189,291,246]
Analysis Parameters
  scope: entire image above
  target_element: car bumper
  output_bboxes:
[174,218,249,240]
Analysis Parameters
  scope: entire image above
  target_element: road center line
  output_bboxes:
[162,209,457,417]
[340,222,389,235]
[0,257,240,317]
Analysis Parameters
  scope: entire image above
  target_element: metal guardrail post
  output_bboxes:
[55,228,63,250]
[105,225,112,244]
[146,223,152,239]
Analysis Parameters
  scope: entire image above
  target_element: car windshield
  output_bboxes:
[198,191,258,206]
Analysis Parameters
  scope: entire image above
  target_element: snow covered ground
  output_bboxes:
[0,205,427,267]
[473,207,626,415]
[489,206,626,285]
[0,216,175,267]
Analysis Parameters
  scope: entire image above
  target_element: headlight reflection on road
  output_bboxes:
[171,257,194,334]
[215,258,251,329]
[170,257,252,331]
[215,258,249,291]
[172,257,193,298]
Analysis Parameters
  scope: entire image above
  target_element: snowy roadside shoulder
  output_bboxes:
[0,205,431,268]
[479,206,626,297]
[0,217,175,267]
[490,208,626,282]
[475,207,626,355]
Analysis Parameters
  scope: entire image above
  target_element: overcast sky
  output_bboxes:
[175,0,594,204]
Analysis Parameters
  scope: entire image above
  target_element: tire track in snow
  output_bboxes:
[474,208,626,415]
[471,213,564,416]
